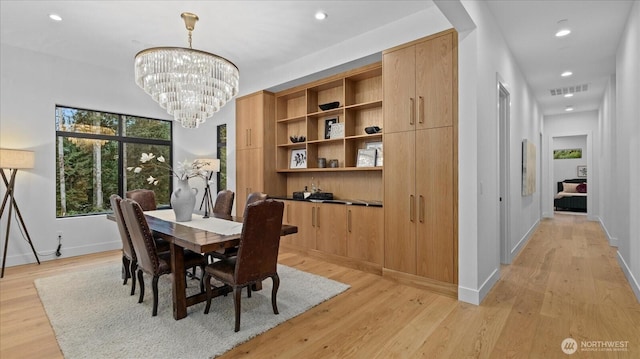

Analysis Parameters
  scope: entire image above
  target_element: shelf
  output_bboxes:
[345,133,382,141]
[307,137,344,145]
[277,142,307,148]
[345,100,382,111]
[277,115,306,123]
[277,166,382,173]
[307,107,343,119]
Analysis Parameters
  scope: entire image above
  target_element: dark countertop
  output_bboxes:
[268,196,383,207]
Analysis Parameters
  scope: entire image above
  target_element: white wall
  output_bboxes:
[0,7,453,265]
[454,0,543,304]
[610,0,640,301]
[552,135,587,185]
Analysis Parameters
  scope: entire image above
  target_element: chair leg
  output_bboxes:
[137,270,145,304]
[203,272,212,314]
[130,260,137,296]
[271,274,280,315]
[234,287,242,332]
[152,275,160,316]
[199,266,205,293]
[122,256,130,285]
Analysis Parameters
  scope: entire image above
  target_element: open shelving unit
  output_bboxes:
[275,63,383,172]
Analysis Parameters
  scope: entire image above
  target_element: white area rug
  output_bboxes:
[35,263,349,359]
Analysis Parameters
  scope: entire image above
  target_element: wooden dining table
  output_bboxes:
[108,210,297,320]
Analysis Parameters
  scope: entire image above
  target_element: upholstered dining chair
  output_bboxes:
[209,192,267,261]
[126,189,157,211]
[212,189,234,216]
[109,194,139,296]
[203,199,284,332]
[120,198,207,316]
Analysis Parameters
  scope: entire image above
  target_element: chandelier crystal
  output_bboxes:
[134,13,239,129]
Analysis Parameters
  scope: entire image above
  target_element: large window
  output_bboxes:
[217,124,227,190]
[55,106,172,217]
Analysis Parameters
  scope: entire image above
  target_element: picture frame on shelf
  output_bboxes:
[366,141,383,166]
[577,165,587,177]
[356,148,377,167]
[329,122,344,139]
[290,149,307,169]
[324,118,338,139]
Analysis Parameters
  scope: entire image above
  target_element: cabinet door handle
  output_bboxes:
[409,97,415,125]
[419,195,425,223]
[348,209,352,233]
[245,129,249,147]
[410,195,415,222]
[312,206,316,227]
[316,206,320,228]
[419,96,424,124]
[249,128,252,146]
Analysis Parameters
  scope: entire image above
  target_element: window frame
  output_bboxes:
[55,104,173,218]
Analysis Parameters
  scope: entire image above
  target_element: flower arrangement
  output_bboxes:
[127,153,210,185]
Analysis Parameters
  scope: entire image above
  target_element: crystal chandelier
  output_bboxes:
[134,12,239,129]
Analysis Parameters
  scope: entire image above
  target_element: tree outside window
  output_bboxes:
[55,106,172,217]
[217,124,227,190]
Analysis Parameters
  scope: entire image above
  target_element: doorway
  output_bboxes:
[498,80,511,264]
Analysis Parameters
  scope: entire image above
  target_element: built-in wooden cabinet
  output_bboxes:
[235,91,285,213]
[347,205,384,265]
[383,29,458,286]
[275,63,383,172]
[281,199,382,269]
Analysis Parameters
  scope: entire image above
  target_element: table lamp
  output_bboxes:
[196,158,220,218]
[0,148,40,277]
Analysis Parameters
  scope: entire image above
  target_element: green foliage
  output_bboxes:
[553,148,582,159]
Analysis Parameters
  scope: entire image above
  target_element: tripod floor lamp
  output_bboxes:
[197,158,220,218]
[1,148,39,278]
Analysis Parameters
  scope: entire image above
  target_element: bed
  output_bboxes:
[554,179,587,212]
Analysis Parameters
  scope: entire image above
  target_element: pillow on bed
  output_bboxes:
[577,183,587,193]
[563,182,579,193]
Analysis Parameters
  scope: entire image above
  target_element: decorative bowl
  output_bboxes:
[364,126,382,134]
[319,101,340,111]
[290,135,306,143]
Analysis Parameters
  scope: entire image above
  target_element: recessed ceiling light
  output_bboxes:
[565,106,574,112]
[49,14,62,21]
[561,71,573,77]
[315,11,327,20]
[564,93,574,98]
[555,19,571,37]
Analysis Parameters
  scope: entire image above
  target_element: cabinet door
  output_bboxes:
[415,127,454,282]
[384,131,416,274]
[347,206,383,265]
[315,204,347,256]
[383,45,415,134]
[283,200,316,250]
[236,93,264,151]
[236,148,263,213]
[416,33,454,129]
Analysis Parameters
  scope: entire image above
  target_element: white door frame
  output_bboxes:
[497,75,511,264]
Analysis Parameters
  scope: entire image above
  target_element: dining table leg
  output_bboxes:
[170,242,187,320]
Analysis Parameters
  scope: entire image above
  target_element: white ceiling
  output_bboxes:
[0,1,635,116]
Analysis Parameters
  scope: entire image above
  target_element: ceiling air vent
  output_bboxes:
[550,83,589,96]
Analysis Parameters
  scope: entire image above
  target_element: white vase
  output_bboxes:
[170,178,198,222]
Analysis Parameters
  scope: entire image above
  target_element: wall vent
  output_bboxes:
[549,83,589,96]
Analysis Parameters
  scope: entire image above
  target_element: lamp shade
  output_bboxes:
[197,158,220,172]
[0,149,35,169]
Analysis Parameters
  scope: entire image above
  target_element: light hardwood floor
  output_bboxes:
[1,214,638,358]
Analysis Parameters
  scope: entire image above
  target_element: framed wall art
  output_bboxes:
[290,149,307,169]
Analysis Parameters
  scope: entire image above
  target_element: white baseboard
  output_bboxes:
[3,241,121,267]
[458,267,500,305]
[510,219,540,258]
[598,218,619,247]
[617,251,640,303]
